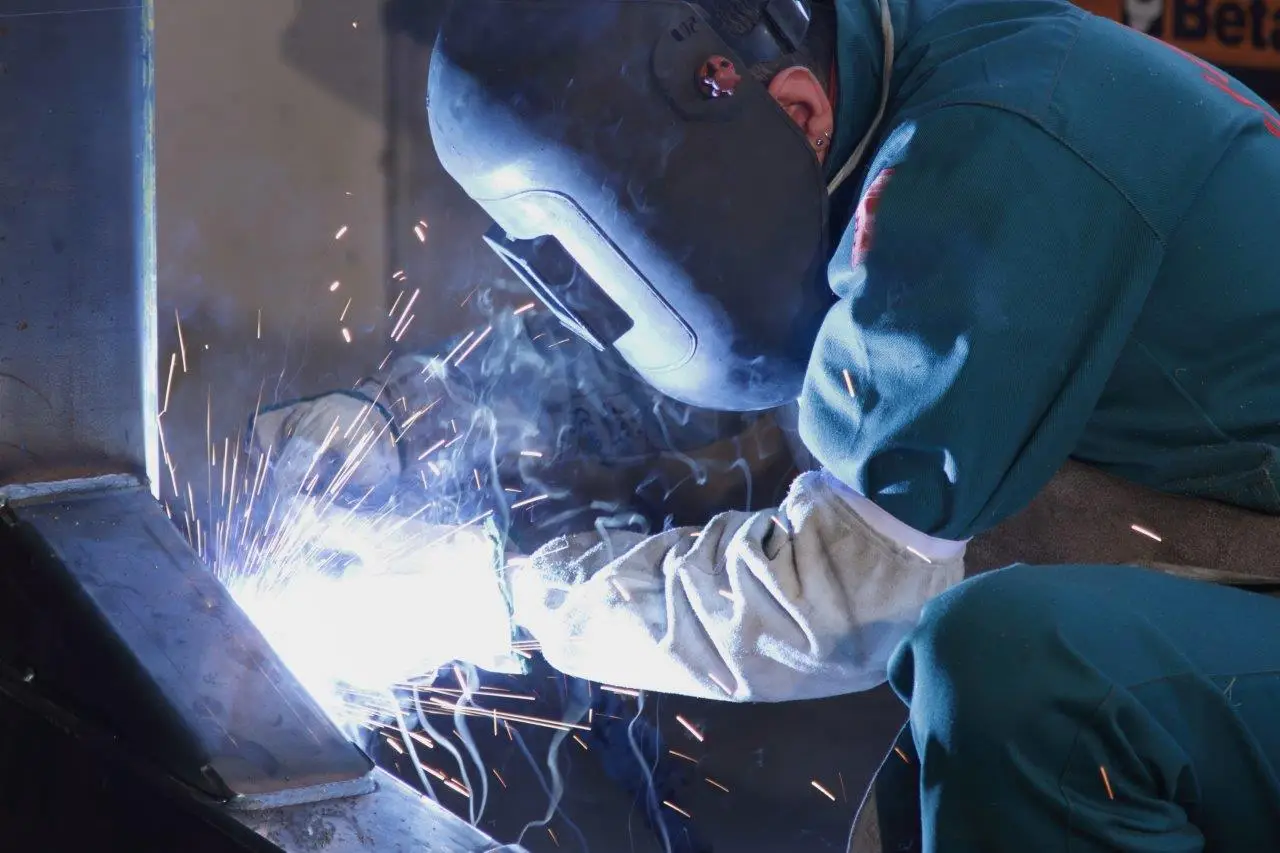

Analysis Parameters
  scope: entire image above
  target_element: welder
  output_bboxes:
[259,0,1280,849]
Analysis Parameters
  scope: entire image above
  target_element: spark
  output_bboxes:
[419,686,536,702]
[1130,524,1162,542]
[572,735,589,751]
[708,672,733,696]
[705,778,729,793]
[351,19,358,28]
[906,546,933,564]
[378,351,393,371]
[159,418,178,496]
[392,269,407,281]
[409,731,435,750]
[811,780,837,802]
[549,338,572,347]
[443,778,471,798]
[519,450,544,458]
[390,289,421,340]
[838,771,848,803]
[413,225,427,243]
[426,697,589,732]
[459,287,478,307]
[442,330,476,365]
[893,746,912,764]
[511,494,549,510]
[514,302,536,315]
[385,736,405,755]
[1100,765,1115,800]
[662,801,691,819]
[175,309,188,373]
[419,219,429,229]
[341,327,352,343]
[770,515,788,534]
[547,828,560,847]
[399,399,438,431]
[675,714,704,743]
[162,352,177,415]
[843,368,856,397]
[454,324,493,367]
[492,769,507,788]
[329,280,341,292]
[392,314,415,342]
[335,225,349,240]
[388,290,406,318]
[718,589,736,602]
[418,439,447,461]
[610,578,632,602]
[420,764,448,781]
[473,469,482,489]
[256,308,262,340]
[668,750,697,764]
[339,298,353,322]
[504,488,521,494]
[600,685,641,698]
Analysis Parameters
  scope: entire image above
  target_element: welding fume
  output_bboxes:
[235,0,1280,849]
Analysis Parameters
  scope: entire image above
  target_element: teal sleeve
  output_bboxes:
[799,106,1165,539]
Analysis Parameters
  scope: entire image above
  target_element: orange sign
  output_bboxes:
[1079,0,1280,70]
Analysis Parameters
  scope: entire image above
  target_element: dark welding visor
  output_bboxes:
[428,0,832,411]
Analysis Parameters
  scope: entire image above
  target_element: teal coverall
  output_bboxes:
[793,0,1280,848]
[890,565,1280,852]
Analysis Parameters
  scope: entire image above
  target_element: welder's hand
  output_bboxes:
[504,471,966,701]
[251,391,404,507]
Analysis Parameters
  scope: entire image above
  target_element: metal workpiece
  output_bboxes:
[0,0,159,487]
[0,475,518,851]
[237,768,520,853]
[0,476,374,804]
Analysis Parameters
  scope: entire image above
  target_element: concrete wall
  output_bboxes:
[155,0,503,504]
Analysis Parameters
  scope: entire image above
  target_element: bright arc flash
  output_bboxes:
[221,506,512,726]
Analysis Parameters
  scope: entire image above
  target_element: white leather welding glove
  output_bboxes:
[251,389,403,506]
[507,470,966,702]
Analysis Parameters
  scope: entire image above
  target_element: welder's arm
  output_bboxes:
[800,108,1166,540]
[507,470,963,701]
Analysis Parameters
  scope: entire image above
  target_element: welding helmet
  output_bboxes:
[428,0,832,411]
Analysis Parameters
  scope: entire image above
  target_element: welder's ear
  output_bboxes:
[767,66,835,163]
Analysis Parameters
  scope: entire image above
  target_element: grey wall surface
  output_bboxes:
[155,0,504,507]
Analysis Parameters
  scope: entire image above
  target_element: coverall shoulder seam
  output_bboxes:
[919,100,1167,247]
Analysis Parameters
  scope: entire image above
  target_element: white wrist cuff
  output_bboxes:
[821,470,966,563]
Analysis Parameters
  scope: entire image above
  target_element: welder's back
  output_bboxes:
[802,1,1280,538]
[1046,13,1280,512]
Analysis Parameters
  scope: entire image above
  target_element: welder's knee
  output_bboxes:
[887,565,1092,754]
